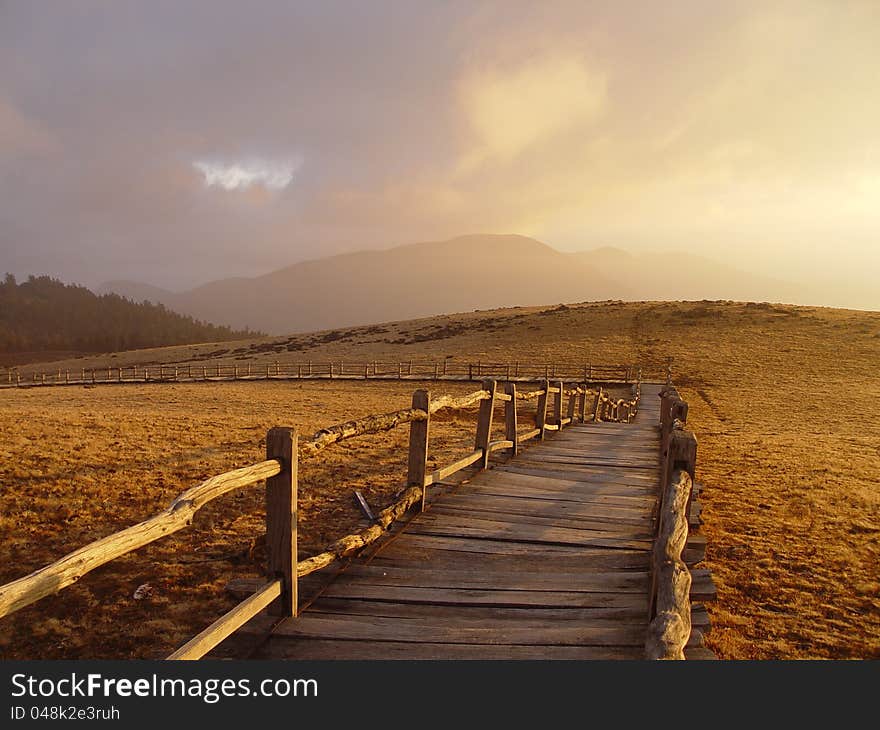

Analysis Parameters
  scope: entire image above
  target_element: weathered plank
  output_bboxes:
[297,583,649,608]
[336,564,651,593]
[424,504,654,535]
[307,598,648,621]
[271,613,647,646]
[257,639,644,660]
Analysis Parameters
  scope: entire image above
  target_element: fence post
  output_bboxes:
[398,362,402,379]
[592,388,603,422]
[536,379,550,439]
[407,390,431,512]
[554,380,564,427]
[566,388,577,425]
[65,370,70,384]
[577,386,587,422]
[468,364,473,380]
[474,379,497,468]
[667,427,697,515]
[504,382,518,456]
[266,427,297,617]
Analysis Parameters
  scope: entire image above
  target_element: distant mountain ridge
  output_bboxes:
[101,233,805,335]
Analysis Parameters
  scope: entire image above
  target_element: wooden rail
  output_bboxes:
[0,374,641,660]
[2,360,655,389]
[646,383,699,660]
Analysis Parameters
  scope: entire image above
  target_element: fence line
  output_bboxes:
[1,360,663,389]
[0,374,640,660]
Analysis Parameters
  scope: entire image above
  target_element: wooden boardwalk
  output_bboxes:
[237,383,710,659]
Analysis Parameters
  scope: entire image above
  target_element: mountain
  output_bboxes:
[101,234,809,335]
[103,235,623,334]
[0,274,261,356]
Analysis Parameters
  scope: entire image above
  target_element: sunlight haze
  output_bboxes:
[1,1,877,309]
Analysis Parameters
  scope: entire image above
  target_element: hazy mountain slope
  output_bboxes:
[102,234,813,335]
[106,235,623,334]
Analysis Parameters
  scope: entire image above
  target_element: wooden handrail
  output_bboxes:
[167,580,282,660]
[646,468,693,659]
[647,388,698,660]
[0,459,280,619]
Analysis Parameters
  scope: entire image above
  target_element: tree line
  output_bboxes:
[0,274,263,354]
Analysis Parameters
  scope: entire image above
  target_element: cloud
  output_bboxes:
[193,157,302,192]
[458,54,606,169]
[0,1,877,304]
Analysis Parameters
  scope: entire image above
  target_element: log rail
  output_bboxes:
[645,383,707,659]
[0,372,641,660]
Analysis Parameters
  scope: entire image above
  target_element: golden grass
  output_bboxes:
[2,299,879,658]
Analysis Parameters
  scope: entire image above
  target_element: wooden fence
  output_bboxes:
[0,376,640,660]
[1,360,655,388]
[646,383,698,660]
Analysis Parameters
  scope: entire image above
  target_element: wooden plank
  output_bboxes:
[494,464,659,485]
[459,483,657,508]
[425,450,482,485]
[370,533,645,560]
[426,504,654,535]
[477,474,658,495]
[271,613,648,645]
[366,548,651,571]
[514,454,658,469]
[432,493,653,521]
[257,639,644,660]
[690,569,717,601]
[168,580,281,660]
[307,598,648,621]
[684,647,718,660]
[404,519,652,550]
[486,463,659,483]
[317,582,649,608]
[337,564,651,593]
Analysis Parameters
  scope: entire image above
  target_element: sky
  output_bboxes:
[1,1,878,307]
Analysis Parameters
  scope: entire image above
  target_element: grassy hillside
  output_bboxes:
[1,299,878,658]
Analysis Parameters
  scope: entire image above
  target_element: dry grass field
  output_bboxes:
[1,299,879,659]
